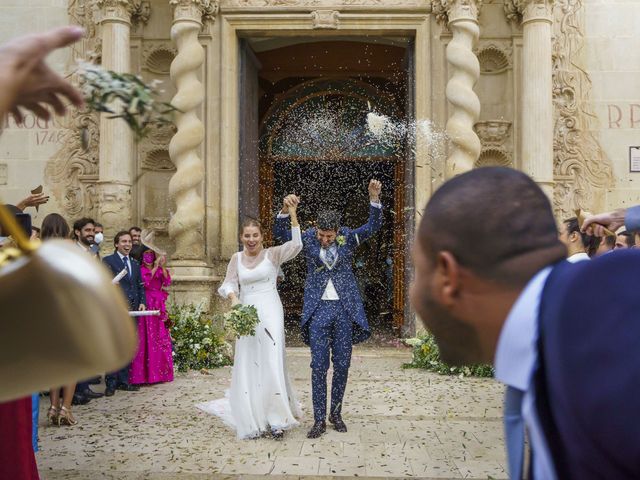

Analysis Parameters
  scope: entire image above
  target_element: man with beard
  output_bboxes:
[72,217,105,404]
[411,167,640,478]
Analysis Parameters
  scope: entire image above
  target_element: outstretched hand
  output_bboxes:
[281,194,299,214]
[368,179,382,203]
[0,26,85,124]
[581,209,626,237]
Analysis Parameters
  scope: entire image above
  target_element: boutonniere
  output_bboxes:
[336,235,346,247]
[315,266,325,273]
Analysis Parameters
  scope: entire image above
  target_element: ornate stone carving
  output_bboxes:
[312,10,340,29]
[552,0,612,218]
[142,149,176,171]
[167,0,210,260]
[432,0,482,25]
[131,0,152,25]
[93,0,133,23]
[475,148,511,168]
[45,110,100,220]
[433,0,483,177]
[504,0,554,25]
[169,0,219,24]
[475,42,511,74]
[475,120,511,145]
[223,0,429,7]
[142,217,170,231]
[142,43,177,74]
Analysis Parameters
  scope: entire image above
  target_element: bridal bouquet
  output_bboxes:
[224,304,260,339]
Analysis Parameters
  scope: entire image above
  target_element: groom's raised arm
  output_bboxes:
[351,179,383,245]
[273,194,298,244]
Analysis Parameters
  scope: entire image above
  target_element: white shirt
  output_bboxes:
[117,251,131,277]
[494,266,557,480]
[567,252,590,263]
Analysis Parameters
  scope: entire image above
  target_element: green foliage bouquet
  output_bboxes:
[224,304,260,339]
[403,331,494,378]
[168,303,232,372]
[79,63,178,140]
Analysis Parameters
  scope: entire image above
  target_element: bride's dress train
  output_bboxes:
[196,227,303,439]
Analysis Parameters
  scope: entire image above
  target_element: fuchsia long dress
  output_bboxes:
[129,266,174,384]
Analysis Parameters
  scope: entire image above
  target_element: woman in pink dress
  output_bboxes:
[129,236,174,384]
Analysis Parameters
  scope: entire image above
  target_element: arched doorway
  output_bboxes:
[258,77,409,340]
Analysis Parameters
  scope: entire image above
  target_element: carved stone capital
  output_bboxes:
[94,0,134,24]
[504,0,553,25]
[169,0,219,24]
[432,0,482,26]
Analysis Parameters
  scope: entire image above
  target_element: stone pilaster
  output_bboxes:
[94,0,135,241]
[505,0,555,198]
[433,0,483,178]
[167,0,219,308]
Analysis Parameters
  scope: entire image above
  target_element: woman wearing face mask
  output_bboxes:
[128,235,173,385]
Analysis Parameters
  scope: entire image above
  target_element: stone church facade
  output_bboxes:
[0,0,638,335]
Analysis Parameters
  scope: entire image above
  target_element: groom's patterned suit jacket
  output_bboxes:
[274,205,383,345]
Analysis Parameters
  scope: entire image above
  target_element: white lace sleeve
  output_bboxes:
[218,253,239,298]
[268,226,302,268]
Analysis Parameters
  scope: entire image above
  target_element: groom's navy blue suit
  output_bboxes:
[275,204,382,421]
[532,249,640,478]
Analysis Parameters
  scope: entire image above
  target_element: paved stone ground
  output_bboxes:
[36,347,507,480]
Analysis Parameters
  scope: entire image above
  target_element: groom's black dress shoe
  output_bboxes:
[329,414,347,433]
[307,421,326,439]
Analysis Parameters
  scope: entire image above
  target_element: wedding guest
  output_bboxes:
[129,231,173,385]
[129,226,144,261]
[615,230,633,249]
[595,234,615,256]
[0,25,84,480]
[559,217,599,261]
[102,231,146,396]
[40,214,79,426]
[30,226,40,241]
[91,222,104,256]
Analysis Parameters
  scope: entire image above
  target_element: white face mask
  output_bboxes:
[94,232,104,245]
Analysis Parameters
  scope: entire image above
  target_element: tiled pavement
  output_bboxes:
[37,347,507,479]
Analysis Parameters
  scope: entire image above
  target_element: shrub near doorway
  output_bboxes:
[403,332,494,378]
[168,303,232,372]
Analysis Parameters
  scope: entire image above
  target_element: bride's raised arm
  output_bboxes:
[269,195,302,267]
[218,253,240,304]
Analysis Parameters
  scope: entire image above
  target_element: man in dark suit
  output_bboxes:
[102,230,146,396]
[411,167,640,478]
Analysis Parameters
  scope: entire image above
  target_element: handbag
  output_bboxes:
[0,205,137,402]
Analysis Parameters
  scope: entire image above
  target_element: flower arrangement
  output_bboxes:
[336,235,346,247]
[79,63,179,140]
[224,304,260,339]
[403,331,494,378]
[168,302,232,372]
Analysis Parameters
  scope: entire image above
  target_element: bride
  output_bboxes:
[197,196,303,439]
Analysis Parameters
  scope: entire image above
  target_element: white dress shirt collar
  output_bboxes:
[117,251,129,262]
[494,266,553,391]
[567,252,590,263]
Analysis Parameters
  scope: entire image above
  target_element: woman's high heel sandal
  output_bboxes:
[47,406,59,425]
[57,406,78,426]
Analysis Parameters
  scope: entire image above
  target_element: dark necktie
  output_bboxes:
[123,256,131,278]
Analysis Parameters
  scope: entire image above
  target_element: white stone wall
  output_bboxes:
[583,0,640,210]
[0,0,71,223]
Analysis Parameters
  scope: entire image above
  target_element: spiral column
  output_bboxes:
[168,0,216,259]
[434,0,482,178]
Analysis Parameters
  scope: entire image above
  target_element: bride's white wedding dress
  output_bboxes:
[196,226,303,439]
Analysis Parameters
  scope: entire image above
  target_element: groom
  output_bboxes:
[274,179,383,438]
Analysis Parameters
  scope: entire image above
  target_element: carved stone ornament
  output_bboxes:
[504,0,554,24]
[169,0,219,24]
[131,0,152,25]
[312,10,340,29]
[222,0,428,7]
[475,42,512,74]
[552,0,612,218]
[93,0,134,23]
[475,148,512,168]
[142,149,177,171]
[474,120,511,146]
[142,42,177,74]
[432,0,482,26]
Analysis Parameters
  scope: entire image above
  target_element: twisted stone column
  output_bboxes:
[95,0,135,242]
[506,0,555,198]
[167,0,216,260]
[434,0,482,178]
